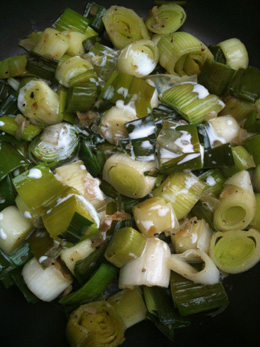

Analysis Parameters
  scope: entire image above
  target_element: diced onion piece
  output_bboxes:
[117,40,159,78]
[60,239,95,275]
[18,80,60,125]
[0,206,33,254]
[102,6,149,49]
[217,38,249,70]
[167,249,220,285]
[22,257,72,302]
[209,229,260,274]
[119,238,171,288]
[103,153,156,198]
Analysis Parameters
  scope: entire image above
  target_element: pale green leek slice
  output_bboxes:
[108,288,147,329]
[66,301,125,347]
[217,38,249,70]
[103,153,157,198]
[209,229,260,274]
[161,82,225,124]
[158,32,213,75]
[167,249,220,285]
[117,40,159,78]
[102,6,149,49]
[153,171,206,220]
[213,170,256,231]
[145,4,186,35]
[105,227,146,268]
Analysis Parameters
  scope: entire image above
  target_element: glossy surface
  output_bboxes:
[0,1,260,346]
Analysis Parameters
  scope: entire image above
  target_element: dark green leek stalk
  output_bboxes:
[28,230,61,267]
[74,244,107,284]
[0,175,17,210]
[221,146,255,177]
[250,193,260,230]
[79,139,103,177]
[199,168,225,196]
[105,227,146,267]
[228,66,260,102]
[54,8,89,33]
[0,55,27,79]
[0,142,28,181]
[208,45,226,64]
[198,58,235,96]
[219,95,257,122]
[125,114,157,161]
[10,268,38,303]
[59,212,94,244]
[170,271,229,316]
[59,263,118,306]
[12,164,68,216]
[83,3,106,33]
[100,70,155,118]
[244,134,260,165]
[0,93,18,117]
[66,81,97,113]
[26,51,58,81]
[57,89,75,124]
[203,143,234,169]
[190,200,214,229]
[143,286,190,341]
[244,110,260,133]
[0,115,42,141]
[157,123,203,173]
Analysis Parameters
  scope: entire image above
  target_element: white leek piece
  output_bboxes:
[209,229,260,274]
[62,30,88,56]
[167,249,220,285]
[214,170,256,231]
[33,28,69,60]
[119,238,171,288]
[55,160,105,210]
[117,40,159,78]
[60,238,95,275]
[207,115,241,146]
[217,38,249,70]
[171,217,212,254]
[103,153,157,198]
[98,105,137,145]
[133,197,178,237]
[22,257,72,302]
[0,206,33,254]
[18,80,60,125]
[55,56,94,87]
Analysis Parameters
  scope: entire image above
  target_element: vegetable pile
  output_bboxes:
[0,1,260,346]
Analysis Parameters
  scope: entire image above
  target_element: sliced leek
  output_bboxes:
[158,32,213,75]
[22,257,72,302]
[102,6,150,49]
[17,80,60,126]
[209,229,260,274]
[66,301,125,347]
[167,249,220,285]
[145,4,186,35]
[217,38,249,70]
[119,237,171,288]
[117,40,159,78]
[103,153,157,198]
[213,170,256,231]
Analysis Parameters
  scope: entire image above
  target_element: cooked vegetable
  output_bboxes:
[217,38,248,70]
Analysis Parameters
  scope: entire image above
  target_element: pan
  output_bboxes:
[0,1,259,346]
